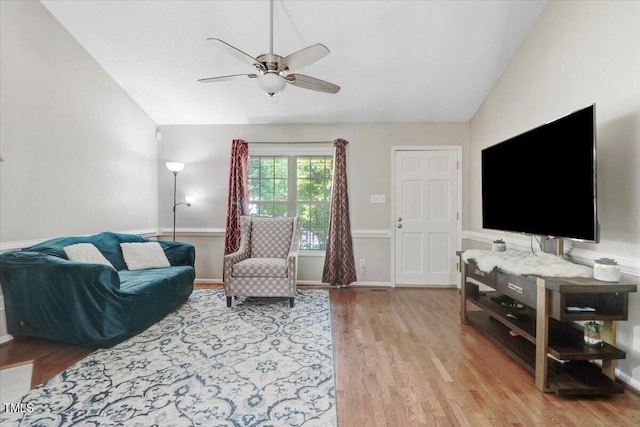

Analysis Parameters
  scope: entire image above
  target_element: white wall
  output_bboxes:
[0,1,158,340]
[468,0,640,388]
[0,0,158,247]
[158,123,469,283]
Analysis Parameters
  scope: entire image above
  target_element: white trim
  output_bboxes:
[157,227,225,238]
[1,228,392,254]
[566,247,640,278]
[617,369,640,393]
[299,250,325,257]
[390,146,463,287]
[249,145,334,156]
[298,280,392,287]
[461,230,532,252]
[199,279,393,288]
[352,229,391,239]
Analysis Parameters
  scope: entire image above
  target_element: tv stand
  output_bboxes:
[458,251,637,395]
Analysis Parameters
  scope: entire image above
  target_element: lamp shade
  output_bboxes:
[166,162,185,173]
[257,72,286,97]
[185,195,196,205]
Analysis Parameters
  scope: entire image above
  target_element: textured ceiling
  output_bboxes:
[41,0,548,125]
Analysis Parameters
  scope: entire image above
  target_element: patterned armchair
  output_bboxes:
[224,216,302,307]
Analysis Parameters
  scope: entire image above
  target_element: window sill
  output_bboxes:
[300,250,326,257]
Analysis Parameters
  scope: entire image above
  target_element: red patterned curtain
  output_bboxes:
[224,139,249,255]
[322,139,357,286]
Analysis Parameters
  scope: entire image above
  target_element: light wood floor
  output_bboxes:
[331,287,640,427]
[1,285,639,426]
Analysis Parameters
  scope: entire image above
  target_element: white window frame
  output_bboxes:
[248,145,334,255]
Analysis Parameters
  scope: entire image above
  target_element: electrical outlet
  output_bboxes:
[359,258,366,267]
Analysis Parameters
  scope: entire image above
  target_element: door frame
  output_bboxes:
[390,146,463,288]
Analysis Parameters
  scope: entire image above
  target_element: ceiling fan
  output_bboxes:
[198,0,340,97]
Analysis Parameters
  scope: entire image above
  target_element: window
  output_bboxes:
[248,152,333,250]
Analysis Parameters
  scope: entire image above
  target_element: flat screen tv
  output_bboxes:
[482,104,598,242]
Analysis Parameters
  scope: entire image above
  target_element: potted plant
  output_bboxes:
[492,239,506,252]
[583,321,603,347]
[593,257,621,282]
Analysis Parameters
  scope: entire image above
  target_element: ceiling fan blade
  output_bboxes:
[207,38,265,71]
[281,44,330,72]
[286,74,340,94]
[198,74,258,83]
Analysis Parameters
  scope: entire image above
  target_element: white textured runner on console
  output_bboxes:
[462,249,593,278]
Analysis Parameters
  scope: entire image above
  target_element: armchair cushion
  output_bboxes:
[233,258,288,278]
[251,217,294,258]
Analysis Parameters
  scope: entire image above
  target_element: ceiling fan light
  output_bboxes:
[257,73,286,97]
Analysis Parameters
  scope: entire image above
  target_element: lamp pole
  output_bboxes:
[166,162,186,241]
[172,170,178,241]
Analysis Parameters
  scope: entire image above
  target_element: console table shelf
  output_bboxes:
[459,252,636,395]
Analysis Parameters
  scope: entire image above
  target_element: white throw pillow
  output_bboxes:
[64,243,114,267]
[120,242,170,270]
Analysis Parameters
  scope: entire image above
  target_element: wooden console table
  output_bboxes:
[458,251,637,395]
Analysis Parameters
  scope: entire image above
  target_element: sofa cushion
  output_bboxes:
[63,243,114,267]
[232,258,288,278]
[250,217,294,258]
[26,232,147,270]
[118,266,194,293]
[121,242,170,270]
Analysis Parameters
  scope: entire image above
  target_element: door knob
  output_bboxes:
[397,217,402,222]
[397,223,403,229]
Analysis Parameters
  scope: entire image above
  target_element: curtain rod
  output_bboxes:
[246,140,334,145]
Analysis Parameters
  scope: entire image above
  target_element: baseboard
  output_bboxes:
[617,369,640,394]
[198,280,393,287]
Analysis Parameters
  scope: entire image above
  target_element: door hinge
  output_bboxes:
[457,211,459,220]
[457,161,459,170]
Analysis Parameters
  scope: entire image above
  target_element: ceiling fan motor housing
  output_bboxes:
[256,54,285,72]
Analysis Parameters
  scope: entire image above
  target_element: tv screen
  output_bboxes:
[482,104,598,242]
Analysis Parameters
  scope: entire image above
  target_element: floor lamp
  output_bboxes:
[166,162,194,241]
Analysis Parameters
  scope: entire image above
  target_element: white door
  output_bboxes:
[394,149,458,286]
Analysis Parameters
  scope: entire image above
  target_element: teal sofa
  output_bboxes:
[0,232,195,347]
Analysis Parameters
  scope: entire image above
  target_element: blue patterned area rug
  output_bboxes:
[2,290,337,426]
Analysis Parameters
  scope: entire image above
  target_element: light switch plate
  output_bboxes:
[370,194,386,203]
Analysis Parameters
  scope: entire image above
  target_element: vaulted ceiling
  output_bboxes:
[41,0,548,125]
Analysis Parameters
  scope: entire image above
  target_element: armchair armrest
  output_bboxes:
[158,240,196,267]
[223,247,251,282]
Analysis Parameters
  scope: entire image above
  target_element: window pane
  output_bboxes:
[273,203,287,217]
[258,203,272,217]
[297,202,331,250]
[274,157,288,178]
[274,178,288,201]
[260,179,274,201]
[261,157,275,178]
[297,156,310,178]
[248,158,261,179]
[249,179,260,201]
[297,178,310,202]
[248,203,258,216]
